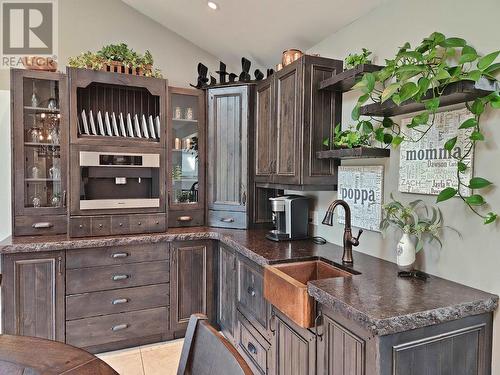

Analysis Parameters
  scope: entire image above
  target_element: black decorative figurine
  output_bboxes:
[254,69,264,81]
[215,61,229,84]
[266,68,274,78]
[190,63,209,89]
[239,57,251,82]
[228,73,238,83]
[210,75,217,86]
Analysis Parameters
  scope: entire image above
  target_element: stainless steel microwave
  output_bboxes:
[79,151,160,210]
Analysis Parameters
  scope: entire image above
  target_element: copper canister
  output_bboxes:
[282,49,303,67]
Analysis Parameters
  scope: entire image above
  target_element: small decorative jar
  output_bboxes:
[174,106,182,119]
[185,107,194,120]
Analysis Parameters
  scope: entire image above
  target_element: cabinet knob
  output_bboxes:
[138,221,142,226]
[119,223,123,227]
[247,342,258,355]
[247,286,256,297]
[79,224,83,229]
[98,224,103,228]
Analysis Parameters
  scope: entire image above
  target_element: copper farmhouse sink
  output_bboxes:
[264,260,353,328]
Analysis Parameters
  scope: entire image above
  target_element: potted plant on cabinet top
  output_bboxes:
[344,48,373,70]
[68,43,163,78]
[380,195,453,271]
[323,123,371,149]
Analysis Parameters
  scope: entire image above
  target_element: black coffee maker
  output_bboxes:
[266,195,309,241]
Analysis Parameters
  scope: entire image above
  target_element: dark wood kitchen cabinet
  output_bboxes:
[167,87,206,227]
[272,309,316,375]
[207,84,254,229]
[11,69,68,236]
[2,251,65,342]
[218,243,237,344]
[254,55,342,190]
[170,240,215,336]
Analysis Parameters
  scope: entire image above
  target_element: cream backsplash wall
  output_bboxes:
[292,0,500,369]
[0,0,223,90]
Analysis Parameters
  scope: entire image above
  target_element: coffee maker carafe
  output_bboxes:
[266,195,309,241]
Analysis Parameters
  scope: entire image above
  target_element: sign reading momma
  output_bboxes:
[337,166,384,232]
[399,108,473,196]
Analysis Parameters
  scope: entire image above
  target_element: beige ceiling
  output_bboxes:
[122,0,389,71]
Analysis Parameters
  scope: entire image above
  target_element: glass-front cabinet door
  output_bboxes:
[12,69,68,235]
[168,87,205,227]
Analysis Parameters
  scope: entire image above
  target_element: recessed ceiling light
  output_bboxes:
[207,1,219,10]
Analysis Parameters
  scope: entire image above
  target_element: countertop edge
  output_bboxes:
[308,283,499,336]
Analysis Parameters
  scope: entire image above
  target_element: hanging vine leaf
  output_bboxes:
[470,131,485,141]
[444,137,457,151]
[458,118,477,129]
[458,162,467,172]
[466,194,486,206]
[436,187,457,203]
[469,177,492,189]
[477,50,500,70]
[484,212,497,224]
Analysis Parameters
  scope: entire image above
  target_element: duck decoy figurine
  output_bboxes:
[215,61,229,84]
[266,68,275,78]
[254,69,264,81]
[228,73,238,83]
[190,63,209,89]
[239,57,251,82]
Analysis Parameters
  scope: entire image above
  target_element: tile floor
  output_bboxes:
[97,339,184,375]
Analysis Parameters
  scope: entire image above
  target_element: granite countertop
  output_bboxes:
[0,227,497,336]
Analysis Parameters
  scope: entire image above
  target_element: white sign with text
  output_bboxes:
[399,108,474,196]
[337,165,384,232]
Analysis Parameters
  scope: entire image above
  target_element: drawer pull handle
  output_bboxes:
[177,216,193,222]
[112,252,129,259]
[112,298,129,305]
[247,342,257,355]
[112,274,129,281]
[247,286,256,297]
[111,324,129,332]
[32,222,53,229]
[221,217,235,223]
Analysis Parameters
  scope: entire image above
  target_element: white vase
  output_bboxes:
[396,233,416,271]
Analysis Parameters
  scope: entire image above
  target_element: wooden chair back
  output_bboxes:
[177,314,253,375]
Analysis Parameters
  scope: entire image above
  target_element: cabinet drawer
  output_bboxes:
[14,215,67,236]
[66,243,169,269]
[69,217,91,237]
[66,261,169,294]
[66,284,169,320]
[237,311,271,375]
[168,210,204,227]
[208,210,247,229]
[66,307,168,349]
[237,256,272,340]
[91,216,111,236]
[129,214,166,234]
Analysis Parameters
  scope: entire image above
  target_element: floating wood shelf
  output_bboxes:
[360,78,499,117]
[319,64,383,92]
[316,147,390,160]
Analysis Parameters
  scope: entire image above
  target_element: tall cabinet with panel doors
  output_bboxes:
[207,84,280,229]
[167,87,205,227]
[11,69,68,236]
[254,55,342,190]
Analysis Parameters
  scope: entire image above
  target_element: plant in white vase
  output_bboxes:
[380,194,451,271]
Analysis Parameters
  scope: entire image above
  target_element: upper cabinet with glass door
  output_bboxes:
[11,69,68,236]
[168,87,205,227]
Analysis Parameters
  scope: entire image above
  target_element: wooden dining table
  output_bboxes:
[0,334,118,374]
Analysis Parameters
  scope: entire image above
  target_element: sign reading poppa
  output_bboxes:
[337,165,384,232]
[399,108,474,196]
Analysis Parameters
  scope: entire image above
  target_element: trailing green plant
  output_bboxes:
[350,32,500,224]
[380,194,451,252]
[323,123,371,149]
[344,48,372,70]
[68,43,162,78]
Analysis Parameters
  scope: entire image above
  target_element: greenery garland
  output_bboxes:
[350,32,500,224]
